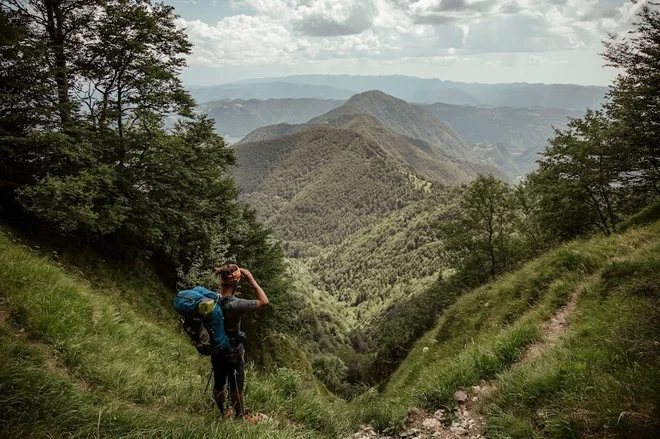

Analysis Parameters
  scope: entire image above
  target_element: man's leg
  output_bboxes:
[228,356,246,417]
[213,387,227,414]
[211,356,230,415]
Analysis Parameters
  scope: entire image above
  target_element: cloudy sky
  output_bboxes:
[172,0,648,86]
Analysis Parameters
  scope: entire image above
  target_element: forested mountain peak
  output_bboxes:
[237,90,506,184]
[232,123,434,248]
[308,90,477,162]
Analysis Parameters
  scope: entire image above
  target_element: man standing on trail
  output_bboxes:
[211,264,269,419]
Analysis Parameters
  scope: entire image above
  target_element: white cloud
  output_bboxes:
[177,0,650,73]
[290,0,377,36]
[178,15,300,66]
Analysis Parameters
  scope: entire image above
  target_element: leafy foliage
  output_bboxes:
[0,8,56,135]
[603,4,660,194]
[440,175,524,285]
[0,0,281,285]
[524,6,660,241]
[527,110,623,239]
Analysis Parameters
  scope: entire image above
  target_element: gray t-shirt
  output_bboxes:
[218,295,257,354]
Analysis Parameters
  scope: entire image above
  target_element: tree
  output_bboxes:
[440,175,520,285]
[603,4,660,194]
[2,0,102,127]
[0,7,56,136]
[0,0,284,284]
[77,0,194,144]
[529,109,622,238]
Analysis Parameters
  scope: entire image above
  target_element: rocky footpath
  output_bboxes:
[351,387,491,439]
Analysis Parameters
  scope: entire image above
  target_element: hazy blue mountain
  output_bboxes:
[188,81,354,103]
[233,74,607,110]
[422,102,584,176]
[199,98,344,137]
[422,103,581,152]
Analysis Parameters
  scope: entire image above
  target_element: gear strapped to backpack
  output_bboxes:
[173,286,233,356]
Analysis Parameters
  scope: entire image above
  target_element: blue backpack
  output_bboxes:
[173,286,232,356]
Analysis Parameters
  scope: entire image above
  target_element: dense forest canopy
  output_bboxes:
[1,0,276,281]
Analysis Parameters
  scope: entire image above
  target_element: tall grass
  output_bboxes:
[364,222,660,435]
[0,228,354,438]
[486,240,660,439]
[2,219,659,438]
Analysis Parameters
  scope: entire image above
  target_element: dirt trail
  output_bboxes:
[350,279,591,439]
[519,278,590,366]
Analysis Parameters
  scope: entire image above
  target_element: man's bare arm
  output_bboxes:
[240,268,269,309]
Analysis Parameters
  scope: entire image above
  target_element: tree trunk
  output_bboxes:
[587,191,611,236]
[44,0,71,127]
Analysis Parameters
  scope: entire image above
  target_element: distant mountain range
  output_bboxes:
[228,91,578,179]
[188,82,353,103]
[198,98,344,137]
[227,89,568,318]
[190,75,596,176]
[421,103,583,175]
[235,91,505,181]
[232,90,506,250]
[194,74,607,110]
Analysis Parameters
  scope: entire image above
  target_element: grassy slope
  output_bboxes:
[0,227,362,438]
[367,221,660,437]
[2,217,658,438]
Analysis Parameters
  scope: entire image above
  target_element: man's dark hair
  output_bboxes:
[215,264,241,285]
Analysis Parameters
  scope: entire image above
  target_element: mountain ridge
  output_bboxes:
[188,81,354,103]
[213,74,608,109]
[235,91,508,187]
[232,123,434,247]
[308,90,477,162]
[199,98,344,137]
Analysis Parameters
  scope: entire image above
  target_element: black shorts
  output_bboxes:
[211,351,245,392]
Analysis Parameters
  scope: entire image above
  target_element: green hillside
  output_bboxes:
[309,190,458,322]
[0,226,359,438]
[3,218,657,438]
[233,124,432,248]
[360,219,660,438]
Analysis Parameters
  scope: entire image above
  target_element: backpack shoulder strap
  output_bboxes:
[218,296,235,309]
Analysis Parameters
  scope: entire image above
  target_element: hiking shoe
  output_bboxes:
[240,413,260,424]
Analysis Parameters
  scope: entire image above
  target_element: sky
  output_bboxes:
[171,0,649,86]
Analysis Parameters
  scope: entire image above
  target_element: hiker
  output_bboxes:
[211,264,269,419]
